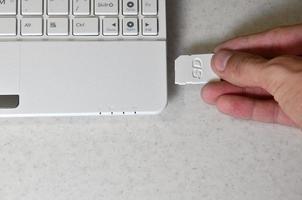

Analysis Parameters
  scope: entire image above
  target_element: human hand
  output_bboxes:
[201,24,302,128]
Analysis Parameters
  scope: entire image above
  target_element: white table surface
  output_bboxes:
[1,0,302,200]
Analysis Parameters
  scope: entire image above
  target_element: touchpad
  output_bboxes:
[0,43,20,107]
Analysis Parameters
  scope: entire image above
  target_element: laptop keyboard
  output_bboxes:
[0,0,164,39]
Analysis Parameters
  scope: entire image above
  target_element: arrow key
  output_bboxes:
[103,17,119,36]
[142,17,158,36]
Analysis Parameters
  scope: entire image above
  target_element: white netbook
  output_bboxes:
[0,0,167,116]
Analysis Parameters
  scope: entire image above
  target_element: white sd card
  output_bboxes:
[175,54,220,85]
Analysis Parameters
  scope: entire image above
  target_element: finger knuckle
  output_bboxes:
[268,56,294,66]
[266,27,287,50]
[268,27,285,38]
[228,54,253,77]
[275,80,302,123]
[264,63,288,75]
[262,67,286,93]
[262,58,298,97]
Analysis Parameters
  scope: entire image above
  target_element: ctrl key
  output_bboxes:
[73,18,99,36]
[0,18,17,36]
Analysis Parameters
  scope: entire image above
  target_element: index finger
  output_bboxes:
[215,24,302,57]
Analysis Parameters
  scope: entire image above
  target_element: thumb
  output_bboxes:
[211,50,268,88]
[212,50,302,127]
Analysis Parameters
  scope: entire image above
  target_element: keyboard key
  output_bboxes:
[123,18,138,36]
[142,18,158,36]
[103,18,118,36]
[0,18,16,36]
[73,18,99,36]
[73,0,90,15]
[0,0,162,38]
[123,0,138,15]
[47,0,69,15]
[95,0,118,15]
[47,18,69,36]
[142,0,157,15]
[0,0,17,15]
[22,0,43,15]
[21,17,43,36]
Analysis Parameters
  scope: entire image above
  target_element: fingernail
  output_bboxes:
[213,50,233,72]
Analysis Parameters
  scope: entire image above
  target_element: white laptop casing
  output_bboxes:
[0,1,167,117]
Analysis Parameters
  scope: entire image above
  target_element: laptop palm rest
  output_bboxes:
[0,41,167,116]
[0,43,20,108]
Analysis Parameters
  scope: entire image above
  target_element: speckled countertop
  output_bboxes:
[1,0,302,200]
